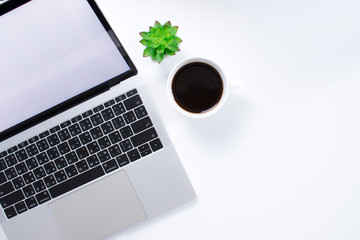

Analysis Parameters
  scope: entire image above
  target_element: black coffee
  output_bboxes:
[172,62,223,113]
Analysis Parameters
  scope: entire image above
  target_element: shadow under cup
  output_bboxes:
[171,62,224,114]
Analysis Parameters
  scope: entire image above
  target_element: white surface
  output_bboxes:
[95,0,360,239]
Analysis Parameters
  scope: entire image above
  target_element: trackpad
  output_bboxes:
[49,170,146,240]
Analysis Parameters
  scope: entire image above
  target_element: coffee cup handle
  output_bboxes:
[229,80,242,90]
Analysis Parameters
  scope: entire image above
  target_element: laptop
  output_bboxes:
[0,0,195,239]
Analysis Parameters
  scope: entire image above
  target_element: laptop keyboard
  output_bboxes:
[0,89,163,219]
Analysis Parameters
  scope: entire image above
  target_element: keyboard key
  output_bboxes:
[0,159,7,171]
[7,146,18,154]
[36,139,50,152]
[69,124,82,137]
[22,185,35,198]
[47,147,60,160]
[112,102,126,116]
[12,176,25,189]
[35,190,51,205]
[0,190,25,208]
[18,141,29,149]
[5,154,17,167]
[104,99,115,107]
[102,159,118,173]
[97,150,111,163]
[119,126,133,139]
[76,160,89,173]
[76,147,89,160]
[115,94,126,102]
[100,122,114,135]
[79,132,92,145]
[55,157,68,170]
[138,143,150,153]
[43,162,57,175]
[93,104,104,113]
[124,95,142,110]
[47,134,60,147]
[49,125,60,134]
[54,170,67,183]
[5,167,17,180]
[134,105,148,119]
[90,113,104,126]
[15,201,27,214]
[126,89,138,97]
[86,142,100,155]
[25,197,38,209]
[119,139,133,153]
[116,154,130,167]
[71,115,82,123]
[68,137,81,150]
[15,162,28,175]
[58,129,71,142]
[28,136,39,144]
[108,145,122,158]
[112,116,125,129]
[43,175,57,188]
[0,151,7,158]
[86,155,100,168]
[0,182,15,197]
[36,152,49,165]
[65,152,78,165]
[25,157,38,170]
[33,166,46,179]
[4,206,17,219]
[39,130,50,139]
[82,110,93,118]
[33,180,46,193]
[0,172,6,184]
[90,127,103,140]
[65,165,78,178]
[101,108,115,121]
[131,116,153,134]
[98,136,111,149]
[123,111,137,124]
[131,127,158,147]
[25,144,39,157]
[49,165,105,199]
[79,118,93,131]
[127,149,141,162]
[15,149,28,162]
[109,131,122,144]
[60,120,71,128]
[140,148,152,157]
[57,142,71,155]
[23,172,36,184]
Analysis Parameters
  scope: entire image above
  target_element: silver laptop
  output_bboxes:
[0,0,195,239]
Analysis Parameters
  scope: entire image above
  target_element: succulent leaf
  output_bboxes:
[140,39,149,46]
[140,21,181,63]
[139,32,150,40]
[143,47,155,57]
[166,44,180,52]
[165,48,175,55]
[154,21,161,28]
[164,21,171,27]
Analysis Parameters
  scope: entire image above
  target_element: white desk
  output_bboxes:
[96,0,360,239]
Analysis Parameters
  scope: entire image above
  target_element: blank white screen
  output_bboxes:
[0,0,130,132]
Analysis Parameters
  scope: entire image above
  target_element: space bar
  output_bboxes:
[49,166,105,199]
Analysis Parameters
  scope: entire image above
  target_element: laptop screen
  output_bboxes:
[0,0,133,136]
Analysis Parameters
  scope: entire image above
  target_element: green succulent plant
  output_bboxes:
[139,21,182,63]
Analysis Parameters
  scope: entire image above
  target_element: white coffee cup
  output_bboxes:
[167,57,239,118]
